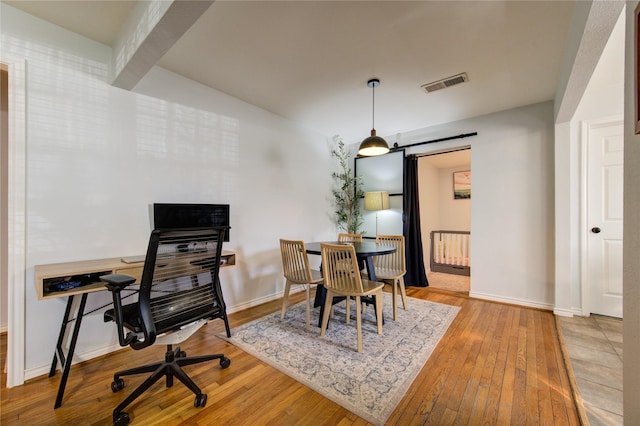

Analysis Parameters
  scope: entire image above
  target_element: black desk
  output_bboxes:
[305,241,396,327]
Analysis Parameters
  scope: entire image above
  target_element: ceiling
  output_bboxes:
[5,1,576,144]
[420,148,471,169]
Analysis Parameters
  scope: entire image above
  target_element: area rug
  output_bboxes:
[218,293,460,425]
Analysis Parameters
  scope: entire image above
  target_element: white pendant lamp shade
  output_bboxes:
[358,79,389,157]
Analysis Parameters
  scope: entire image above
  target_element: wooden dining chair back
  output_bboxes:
[337,233,365,270]
[374,234,408,320]
[336,233,364,314]
[338,233,363,243]
[279,239,324,330]
[320,243,384,352]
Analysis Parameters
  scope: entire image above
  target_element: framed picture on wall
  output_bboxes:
[453,170,471,199]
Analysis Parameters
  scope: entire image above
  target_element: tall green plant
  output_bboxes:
[331,139,365,234]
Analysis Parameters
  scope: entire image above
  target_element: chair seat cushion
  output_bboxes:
[374,267,405,280]
[104,303,142,331]
[361,278,385,294]
[310,268,324,283]
[328,278,384,297]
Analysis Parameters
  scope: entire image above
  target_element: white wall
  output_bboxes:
[623,1,640,420]
[396,101,555,309]
[2,4,336,378]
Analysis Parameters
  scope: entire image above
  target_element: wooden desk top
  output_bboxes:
[35,250,236,300]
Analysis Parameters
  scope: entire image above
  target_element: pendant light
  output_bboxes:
[358,78,390,156]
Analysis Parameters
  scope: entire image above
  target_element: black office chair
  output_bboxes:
[101,227,232,426]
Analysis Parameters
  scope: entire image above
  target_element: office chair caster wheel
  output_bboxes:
[111,378,125,392]
[178,350,187,358]
[220,357,231,369]
[194,393,207,407]
[113,411,129,426]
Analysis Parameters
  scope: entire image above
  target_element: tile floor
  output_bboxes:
[559,315,623,425]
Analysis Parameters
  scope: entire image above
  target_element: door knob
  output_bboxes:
[591,227,601,234]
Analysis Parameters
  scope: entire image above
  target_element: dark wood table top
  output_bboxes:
[305,241,396,257]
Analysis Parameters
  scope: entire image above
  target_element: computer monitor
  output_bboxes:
[152,203,230,242]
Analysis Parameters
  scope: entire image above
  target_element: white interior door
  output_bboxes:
[586,119,623,318]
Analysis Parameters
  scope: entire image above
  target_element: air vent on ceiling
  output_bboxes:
[421,72,469,93]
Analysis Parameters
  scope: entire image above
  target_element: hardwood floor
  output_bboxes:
[1,287,580,425]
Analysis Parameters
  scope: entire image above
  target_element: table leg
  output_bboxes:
[316,283,326,327]
[313,283,324,309]
[363,255,384,325]
[51,293,88,409]
[364,256,376,282]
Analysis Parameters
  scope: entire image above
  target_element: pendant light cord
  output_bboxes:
[372,84,375,129]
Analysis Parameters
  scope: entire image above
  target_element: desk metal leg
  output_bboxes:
[49,293,88,409]
[49,295,75,378]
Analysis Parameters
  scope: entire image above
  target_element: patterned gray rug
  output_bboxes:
[219,293,460,425]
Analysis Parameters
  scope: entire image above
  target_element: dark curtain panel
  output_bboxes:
[403,155,429,287]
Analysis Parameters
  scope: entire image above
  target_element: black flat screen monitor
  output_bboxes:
[153,203,230,242]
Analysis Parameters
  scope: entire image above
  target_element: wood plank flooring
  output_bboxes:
[0,287,580,425]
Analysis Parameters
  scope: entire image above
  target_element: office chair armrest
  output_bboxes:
[101,274,140,347]
[100,273,137,291]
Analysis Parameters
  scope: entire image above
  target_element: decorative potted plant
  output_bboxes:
[331,138,365,234]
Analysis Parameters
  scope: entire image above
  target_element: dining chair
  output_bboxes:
[279,239,324,330]
[337,233,364,317]
[374,234,408,320]
[337,233,363,243]
[320,243,384,352]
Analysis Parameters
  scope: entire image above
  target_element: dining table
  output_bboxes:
[305,240,397,328]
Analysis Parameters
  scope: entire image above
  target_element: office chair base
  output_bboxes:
[111,345,230,425]
[113,412,130,426]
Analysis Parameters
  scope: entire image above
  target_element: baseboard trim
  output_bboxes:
[553,307,583,318]
[468,291,554,311]
[25,342,124,381]
[225,287,303,314]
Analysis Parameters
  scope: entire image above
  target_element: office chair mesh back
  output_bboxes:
[142,229,226,337]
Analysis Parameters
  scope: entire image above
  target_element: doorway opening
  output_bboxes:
[417,147,471,293]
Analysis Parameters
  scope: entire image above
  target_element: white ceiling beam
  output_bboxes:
[554,0,624,123]
[110,0,214,90]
